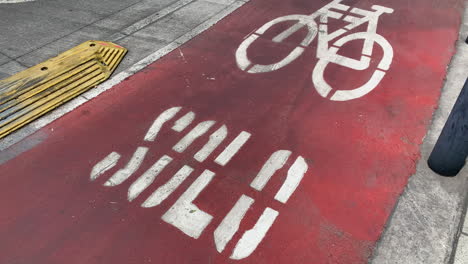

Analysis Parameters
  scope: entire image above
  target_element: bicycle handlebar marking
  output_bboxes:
[235,0,394,101]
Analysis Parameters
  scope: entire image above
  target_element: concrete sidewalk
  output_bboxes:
[446,19,468,263]
[0,0,246,79]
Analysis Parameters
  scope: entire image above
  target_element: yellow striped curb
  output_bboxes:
[0,40,127,139]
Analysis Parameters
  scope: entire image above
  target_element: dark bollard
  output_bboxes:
[428,78,468,176]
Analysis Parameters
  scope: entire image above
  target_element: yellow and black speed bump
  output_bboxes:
[0,40,127,139]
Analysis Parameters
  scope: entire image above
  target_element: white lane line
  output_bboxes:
[90,152,121,181]
[214,194,254,253]
[144,107,181,142]
[194,125,227,162]
[162,169,216,239]
[172,121,215,153]
[214,131,251,166]
[274,156,308,203]
[127,155,172,202]
[0,0,250,152]
[142,165,194,207]
[250,150,291,191]
[104,147,149,186]
[230,207,279,260]
[172,111,195,132]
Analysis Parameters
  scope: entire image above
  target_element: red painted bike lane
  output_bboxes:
[0,0,464,263]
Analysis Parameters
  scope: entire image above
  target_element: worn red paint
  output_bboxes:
[0,0,463,263]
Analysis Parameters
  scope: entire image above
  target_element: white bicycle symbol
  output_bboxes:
[236,0,394,101]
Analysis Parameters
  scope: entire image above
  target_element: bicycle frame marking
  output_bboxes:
[235,0,394,101]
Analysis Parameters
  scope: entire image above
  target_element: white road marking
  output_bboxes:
[230,207,279,260]
[274,156,308,203]
[236,13,318,73]
[272,21,311,43]
[214,195,254,253]
[144,107,181,142]
[0,0,250,152]
[90,152,121,181]
[235,0,394,101]
[142,165,194,207]
[214,131,251,166]
[312,33,393,101]
[250,150,291,191]
[172,111,195,132]
[127,155,172,202]
[172,121,215,153]
[87,116,310,258]
[194,125,227,162]
[104,147,149,186]
[162,169,216,239]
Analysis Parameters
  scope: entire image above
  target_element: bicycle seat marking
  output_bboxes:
[235,0,394,101]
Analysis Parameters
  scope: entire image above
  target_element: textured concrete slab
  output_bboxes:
[16,26,116,68]
[171,0,227,28]
[204,0,238,5]
[455,235,468,264]
[115,35,170,72]
[133,1,227,42]
[0,8,85,58]
[92,0,180,31]
[132,15,192,43]
[0,0,103,24]
[0,53,10,66]
[463,209,468,234]
[0,60,27,80]
[47,0,141,15]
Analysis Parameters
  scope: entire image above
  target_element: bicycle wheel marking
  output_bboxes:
[235,0,394,101]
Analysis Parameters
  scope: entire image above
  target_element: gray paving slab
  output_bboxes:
[0,8,85,58]
[455,234,468,264]
[45,0,142,15]
[0,60,27,80]
[93,0,179,31]
[0,0,103,24]
[114,35,169,73]
[16,25,117,68]
[133,0,226,42]
[462,209,468,234]
[204,0,238,4]
[171,0,227,28]
[0,53,10,66]
[133,15,192,43]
